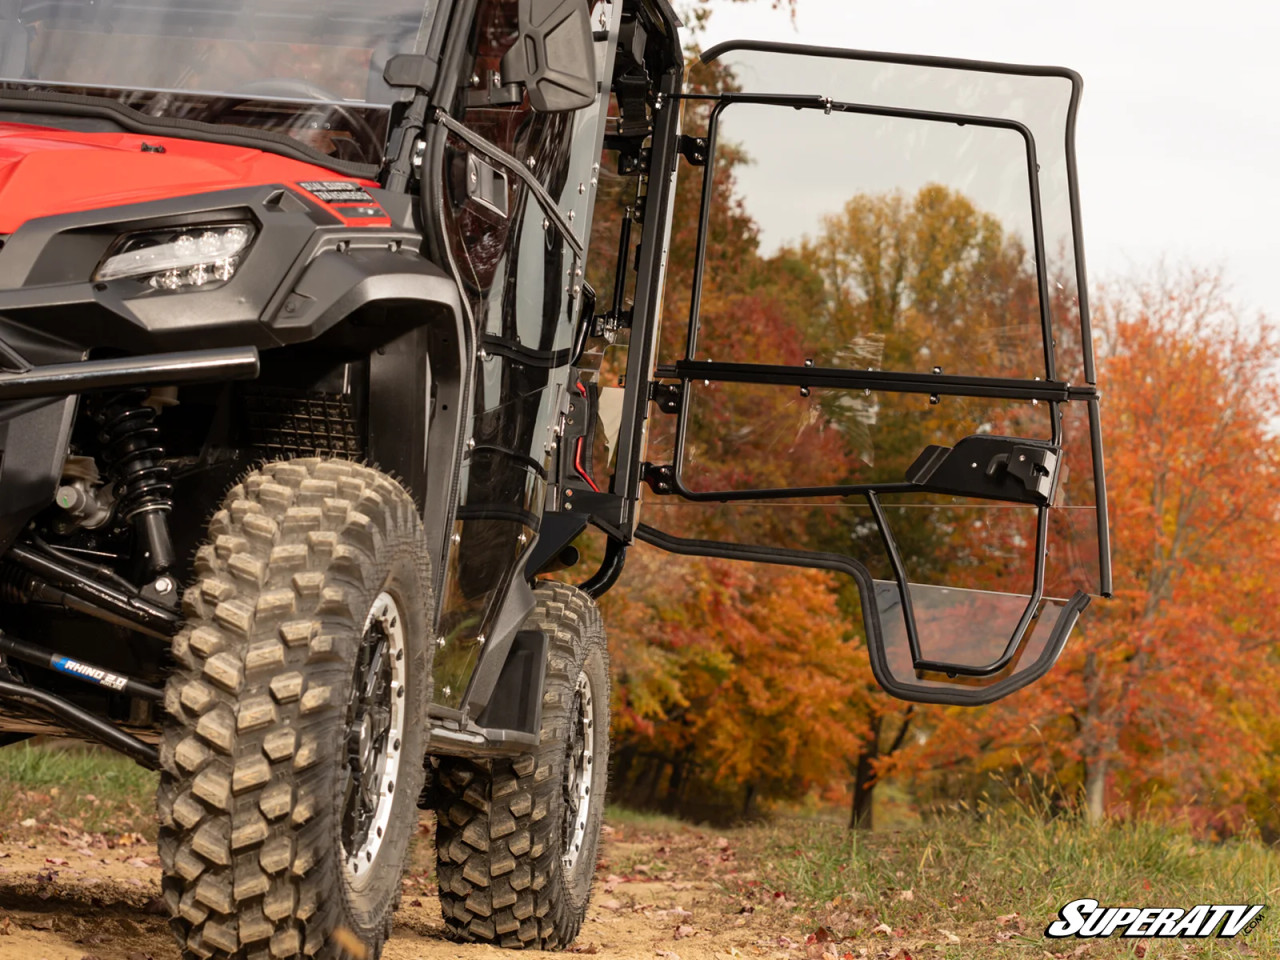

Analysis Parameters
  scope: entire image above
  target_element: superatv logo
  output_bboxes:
[1046,900,1265,939]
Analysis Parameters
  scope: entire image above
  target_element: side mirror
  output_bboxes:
[500,0,598,113]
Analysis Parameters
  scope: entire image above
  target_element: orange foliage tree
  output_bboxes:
[889,268,1280,830]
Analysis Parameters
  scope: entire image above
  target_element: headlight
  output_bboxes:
[94,223,256,289]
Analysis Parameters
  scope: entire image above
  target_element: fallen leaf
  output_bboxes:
[937,929,961,944]
[329,927,368,960]
[598,899,623,912]
[674,924,697,940]
[873,923,892,936]
[45,857,69,866]
[715,837,730,849]
[898,889,915,902]
[655,952,681,960]
[1135,945,1147,958]
[777,936,796,949]
[659,908,693,920]
[570,944,601,955]
[19,818,36,828]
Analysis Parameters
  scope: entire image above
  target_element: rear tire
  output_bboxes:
[157,458,432,959]
[433,583,609,948]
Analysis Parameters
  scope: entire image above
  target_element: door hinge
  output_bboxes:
[679,136,709,167]
[649,381,683,414]
[642,463,675,494]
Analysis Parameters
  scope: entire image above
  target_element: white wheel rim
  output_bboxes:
[562,670,595,873]
[343,591,406,889]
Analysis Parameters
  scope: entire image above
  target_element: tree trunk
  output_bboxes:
[665,760,684,811]
[1081,650,1109,825]
[1084,753,1107,825]
[849,746,876,830]
[849,716,880,831]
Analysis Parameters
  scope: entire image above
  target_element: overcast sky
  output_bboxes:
[697,0,1280,320]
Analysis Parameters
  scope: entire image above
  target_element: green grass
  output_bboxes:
[759,807,1280,958]
[604,804,693,833]
[0,739,159,836]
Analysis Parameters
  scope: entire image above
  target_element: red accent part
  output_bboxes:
[574,437,601,493]
[576,381,588,397]
[0,122,383,233]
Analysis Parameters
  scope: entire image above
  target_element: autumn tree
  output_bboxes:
[891,267,1280,831]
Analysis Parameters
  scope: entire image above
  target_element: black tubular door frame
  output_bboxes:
[623,41,1113,702]
[636,523,1092,707]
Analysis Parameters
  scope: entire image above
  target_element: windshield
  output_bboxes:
[0,1,437,167]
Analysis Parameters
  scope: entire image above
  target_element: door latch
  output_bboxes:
[906,436,1061,505]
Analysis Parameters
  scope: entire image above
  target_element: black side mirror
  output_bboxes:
[500,0,598,113]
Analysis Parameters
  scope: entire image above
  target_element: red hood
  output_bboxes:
[0,123,379,233]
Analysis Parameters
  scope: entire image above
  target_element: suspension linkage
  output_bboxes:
[0,631,164,701]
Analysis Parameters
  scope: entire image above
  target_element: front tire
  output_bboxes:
[157,459,432,959]
[433,583,610,948]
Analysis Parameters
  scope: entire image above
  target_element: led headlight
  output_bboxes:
[94,223,256,290]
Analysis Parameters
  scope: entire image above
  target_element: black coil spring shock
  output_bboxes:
[99,395,175,578]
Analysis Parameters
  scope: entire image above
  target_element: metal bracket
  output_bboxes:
[989,446,1059,503]
[906,436,1061,505]
[465,70,526,109]
[465,153,511,218]
[642,463,675,494]
[679,135,709,167]
[592,309,632,340]
[650,381,682,415]
[618,146,652,176]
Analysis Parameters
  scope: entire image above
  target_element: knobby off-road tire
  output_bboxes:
[157,459,432,959]
[433,583,609,949]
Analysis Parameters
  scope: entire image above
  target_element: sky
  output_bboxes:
[696,0,1280,320]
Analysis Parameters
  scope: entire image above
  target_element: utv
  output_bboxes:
[0,0,1110,957]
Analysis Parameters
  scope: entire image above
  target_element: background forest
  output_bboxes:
[588,6,1280,841]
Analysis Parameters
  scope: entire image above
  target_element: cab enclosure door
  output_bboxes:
[638,42,1111,705]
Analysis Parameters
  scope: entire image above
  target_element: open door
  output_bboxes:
[634,42,1111,706]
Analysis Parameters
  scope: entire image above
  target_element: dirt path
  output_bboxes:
[0,815,819,960]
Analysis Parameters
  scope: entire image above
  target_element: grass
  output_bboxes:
[3,742,1275,958]
[756,806,1280,958]
[0,738,159,837]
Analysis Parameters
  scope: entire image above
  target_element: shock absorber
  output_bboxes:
[99,394,175,580]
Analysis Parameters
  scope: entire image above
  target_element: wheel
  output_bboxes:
[432,583,610,949]
[156,458,433,959]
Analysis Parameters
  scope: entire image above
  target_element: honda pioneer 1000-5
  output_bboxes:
[0,0,1111,956]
